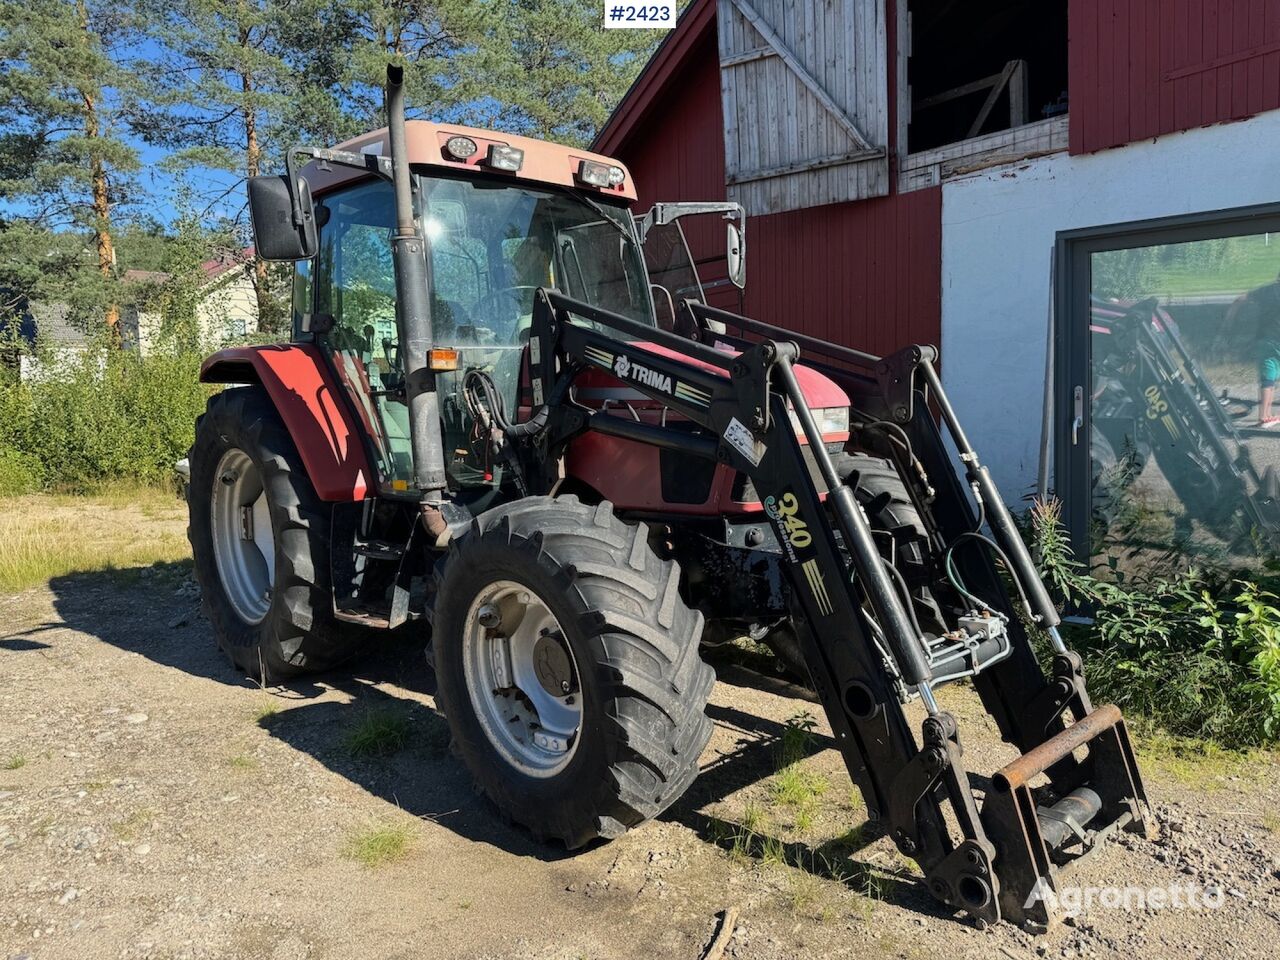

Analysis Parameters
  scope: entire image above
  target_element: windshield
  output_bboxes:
[420,174,655,346]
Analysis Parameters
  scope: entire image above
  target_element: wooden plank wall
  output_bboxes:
[1070,0,1280,154]
[611,5,942,352]
[716,0,890,215]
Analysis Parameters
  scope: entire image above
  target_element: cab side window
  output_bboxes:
[313,180,414,488]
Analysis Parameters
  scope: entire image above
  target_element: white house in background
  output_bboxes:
[122,249,260,353]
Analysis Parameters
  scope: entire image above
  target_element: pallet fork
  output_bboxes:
[505,289,1154,928]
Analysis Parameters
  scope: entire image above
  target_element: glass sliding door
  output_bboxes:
[1059,208,1280,577]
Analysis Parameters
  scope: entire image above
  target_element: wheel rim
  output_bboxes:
[209,448,275,625]
[461,580,583,778]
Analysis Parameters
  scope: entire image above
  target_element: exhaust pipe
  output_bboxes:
[385,64,448,504]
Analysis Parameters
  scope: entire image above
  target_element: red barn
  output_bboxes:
[597,0,1280,567]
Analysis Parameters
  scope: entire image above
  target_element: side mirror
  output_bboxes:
[248,175,318,262]
[726,222,745,289]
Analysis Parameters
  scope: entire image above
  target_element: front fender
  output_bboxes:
[201,344,373,501]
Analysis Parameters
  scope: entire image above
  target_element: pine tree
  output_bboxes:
[0,0,144,336]
[465,0,668,146]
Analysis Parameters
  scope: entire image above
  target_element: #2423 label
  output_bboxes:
[603,1,676,29]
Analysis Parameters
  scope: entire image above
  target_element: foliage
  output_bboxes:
[0,338,213,491]
[1032,499,1280,745]
[0,0,148,334]
[463,0,671,146]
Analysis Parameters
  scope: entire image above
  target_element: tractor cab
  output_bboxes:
[278,120,746,504]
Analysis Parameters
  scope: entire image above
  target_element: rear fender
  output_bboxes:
[201,345,373,501]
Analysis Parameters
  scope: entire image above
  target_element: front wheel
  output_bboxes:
[431,496,714,848]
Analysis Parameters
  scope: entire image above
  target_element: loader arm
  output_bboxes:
[493,288,1152,928]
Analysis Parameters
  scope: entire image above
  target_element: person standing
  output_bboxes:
[1234,271,1280,427]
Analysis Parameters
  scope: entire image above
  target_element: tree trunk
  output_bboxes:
[241,18,271,332]
[79,3,118,339]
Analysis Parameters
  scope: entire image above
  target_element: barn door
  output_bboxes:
[717,0,889,216]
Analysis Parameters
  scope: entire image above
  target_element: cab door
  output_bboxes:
[311,180,416,493]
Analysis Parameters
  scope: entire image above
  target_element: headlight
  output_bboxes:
[786,405,849,436]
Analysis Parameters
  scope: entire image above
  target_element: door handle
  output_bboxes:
[1071,385,1084,445]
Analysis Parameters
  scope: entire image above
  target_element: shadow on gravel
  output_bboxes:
[45,561,420,701]
[42,563,949,911]
[257,664,582,863]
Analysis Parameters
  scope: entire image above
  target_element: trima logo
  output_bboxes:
[612,354,673,394]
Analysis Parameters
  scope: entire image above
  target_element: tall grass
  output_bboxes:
[0,485,190,591]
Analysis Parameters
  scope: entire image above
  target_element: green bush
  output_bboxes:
[0,344,213,491]
[0,448,42,496]
[1033,499,1280,746]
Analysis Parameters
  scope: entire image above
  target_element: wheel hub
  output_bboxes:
[209,448,275,625]
[462,581,582,777]
[532,631,575,698]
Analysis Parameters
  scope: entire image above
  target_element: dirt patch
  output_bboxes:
[2,501,1280,959]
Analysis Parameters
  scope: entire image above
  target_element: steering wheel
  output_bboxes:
[470,286,541,342]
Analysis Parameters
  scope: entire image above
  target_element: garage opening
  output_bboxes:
[905,0,1068,154]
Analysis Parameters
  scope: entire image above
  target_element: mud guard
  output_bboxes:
[200,345,373,502]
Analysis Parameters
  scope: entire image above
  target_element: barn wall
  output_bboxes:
[1070,0,1280,154]
[614,22,941,351]
[941,108,1280,497]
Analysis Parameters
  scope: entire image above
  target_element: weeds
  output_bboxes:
[3,754,26,770]
[1033,499,1280,746]
[769,713,828,826]
[111,809,154,842]
[344,709,412,758]
[228,754,258,771]
[252,700,280,723]
[343,820,413,868]
[0,346,212,494]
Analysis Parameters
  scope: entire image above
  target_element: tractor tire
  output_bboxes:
[843,454,944,633]
[761,453,942,682]
[431,495,714,849]
[187,385,363,680]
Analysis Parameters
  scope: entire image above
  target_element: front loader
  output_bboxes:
[187,64,1151,929]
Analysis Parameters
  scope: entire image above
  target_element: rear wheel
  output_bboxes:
[188,386,364,679]
[431,496,714,848]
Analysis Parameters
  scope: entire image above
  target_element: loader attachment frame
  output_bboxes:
[502,289,1152,927]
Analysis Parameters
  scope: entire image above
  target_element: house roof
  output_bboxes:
[26,301,85,344]
[121,248,254,288]
[592,0,716,157]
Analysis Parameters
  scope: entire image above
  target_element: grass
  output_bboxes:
[3,754,26,770]
[252,700,280,723]
[228,754,258,771]
[769,712,828,819]
[111,808,154,842]
[343,820,413,868]
[344,708,412,758]
[0,484,189,592]
[1133,726,1270,790]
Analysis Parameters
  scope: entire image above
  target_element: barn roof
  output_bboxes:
[592,0,716,157]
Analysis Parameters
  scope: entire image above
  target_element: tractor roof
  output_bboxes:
[302,120,637,202]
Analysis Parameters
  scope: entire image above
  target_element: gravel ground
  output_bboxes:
[2,505,1280,959]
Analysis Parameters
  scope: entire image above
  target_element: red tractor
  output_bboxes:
[187,66,1150,928]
